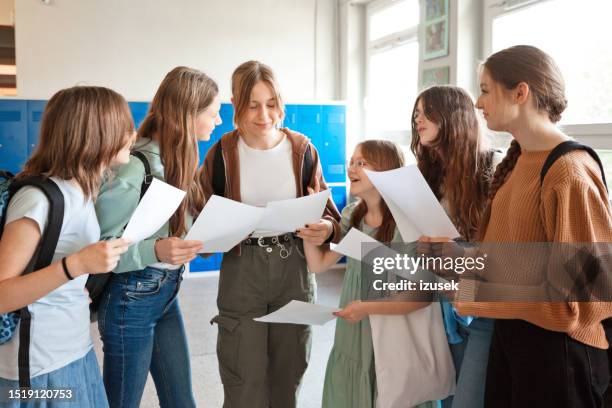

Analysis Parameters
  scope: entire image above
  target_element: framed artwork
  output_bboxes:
[423,0,449,60]
[421,66,450,88]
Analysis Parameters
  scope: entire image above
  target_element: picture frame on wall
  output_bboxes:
[423,0,449,60]
[421,66,450,89]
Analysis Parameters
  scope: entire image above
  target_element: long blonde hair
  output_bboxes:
[231,60,285,129]
[20,86,134,199]
[138,66,218,237]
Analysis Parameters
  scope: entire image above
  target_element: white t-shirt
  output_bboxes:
[0,177,98,380]
[238,135,297,237]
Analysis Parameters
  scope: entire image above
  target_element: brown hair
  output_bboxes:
[411,85,494,241]
[351,140,405,243]
[478,46,566,239]
[138,66,218,237]
[231,60,285,129]
[20,86,134,199]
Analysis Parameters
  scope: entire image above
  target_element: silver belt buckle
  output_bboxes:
[257,237,269,247]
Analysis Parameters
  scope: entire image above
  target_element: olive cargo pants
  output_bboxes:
[211,236,316,408]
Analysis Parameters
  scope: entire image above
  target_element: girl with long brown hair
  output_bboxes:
[0,86,132,407]
[411,85,501,408]
[434,45,611,407]
[95,66,221,408]
[199,60,341,408]
[304,140,437,408]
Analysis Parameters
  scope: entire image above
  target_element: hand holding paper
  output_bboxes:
[364,166,459,242]
[184,195,264,253]
[185,190,332,252]
[122,178,186,244]
[257,190,331,233]
[254,300,340,326]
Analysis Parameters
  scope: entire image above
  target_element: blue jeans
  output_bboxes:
[0,349,108,408]
[442,318,495,408]
[97,266,195,408]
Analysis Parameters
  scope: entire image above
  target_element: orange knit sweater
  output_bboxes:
[456,149,612,349]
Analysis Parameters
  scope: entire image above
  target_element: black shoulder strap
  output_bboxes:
[210,141,313,197]
[302,144,313,195]
[6,177,64,390]
[0,170,15,180]
[540,141,608,192]
[131,150,153,200]
[8,177,64,271]
[212,142,226,197]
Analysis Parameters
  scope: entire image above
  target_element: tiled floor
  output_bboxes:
[91,268,344,408]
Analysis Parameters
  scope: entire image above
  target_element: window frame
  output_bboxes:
[483,0,612,149]
[364,0,419,142]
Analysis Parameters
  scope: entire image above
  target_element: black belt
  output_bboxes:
[243,233,297,246]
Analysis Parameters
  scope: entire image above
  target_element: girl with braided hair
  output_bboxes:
[453,45,612,407]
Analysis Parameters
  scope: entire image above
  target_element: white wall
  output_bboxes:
[14,0,339,101]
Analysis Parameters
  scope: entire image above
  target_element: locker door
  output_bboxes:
[294,104,322,146]
[0,100,27,173]
[320,105,346,183]
[27,100,47,157]
[283,104,298,128]
[128,102,150,130]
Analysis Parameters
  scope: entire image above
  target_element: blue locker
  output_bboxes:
[320,105,346,183]
[27,100,47,157]
[0,100,27,174]
[330,184,347,211]
[128,102,150,130]
[283,104,298,128]
[294,104,322,146]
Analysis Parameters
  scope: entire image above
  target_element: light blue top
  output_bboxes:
[0,177,97,380]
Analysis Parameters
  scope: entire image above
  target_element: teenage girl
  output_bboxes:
[412,85,501,408]
[304,139,437,408]
[452,45,611,407]
[95,66,221,408]
[199,60,341,408]
[0,86,133,407]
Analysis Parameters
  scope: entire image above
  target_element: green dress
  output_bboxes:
[322,203,439,408]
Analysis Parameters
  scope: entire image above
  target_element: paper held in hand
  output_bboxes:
[254,300,340,326]
[122,178,186,244]
[185,190,331,253]
[364,166,459,242]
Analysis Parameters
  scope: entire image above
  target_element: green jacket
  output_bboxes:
[95,138,190,273]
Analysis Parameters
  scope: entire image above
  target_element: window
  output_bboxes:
[365,0,420,142]
[484,0,612,178]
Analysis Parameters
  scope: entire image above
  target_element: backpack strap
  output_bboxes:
[0,170,15,180]
[212,142,225,197]
[211,142,314,198]
[130,150,153,199]
[540,140,608,192]
[6,177,64,389]
[302,144,313,195]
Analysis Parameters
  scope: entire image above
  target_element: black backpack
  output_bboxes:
[0,171,64,389]
[212,141,313,196]
[86,151,153,317]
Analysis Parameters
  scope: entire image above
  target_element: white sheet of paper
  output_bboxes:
[184,195,265,253]
[256,190,331,233]
[365,166,459,241]
[254,300,340,326]
[122,178,186,244]
[330,228,380,260]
